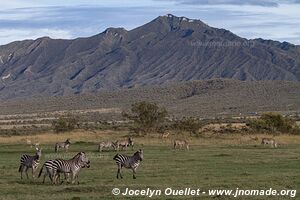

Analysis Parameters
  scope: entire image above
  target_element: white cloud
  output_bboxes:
[0,28,72,45]
[0,0,299,45]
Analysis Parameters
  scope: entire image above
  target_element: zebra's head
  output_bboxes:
[134,149,143,161]
[66,139,71,144]
[128,137,134,145]
[35,147,42,159]
[78,152,90,168]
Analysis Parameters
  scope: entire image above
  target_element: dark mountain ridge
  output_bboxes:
[0,14,299,100]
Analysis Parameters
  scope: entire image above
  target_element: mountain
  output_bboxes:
[0,14,300,100]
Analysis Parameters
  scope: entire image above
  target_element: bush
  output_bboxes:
[247,113,298,134]
[52,116,78,133]
[171,117,203,135]
[123,101,168,135]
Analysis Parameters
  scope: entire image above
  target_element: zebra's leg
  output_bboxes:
[61,172,68,184]
[32,167,35,179]
[25,167,29,179]
[117,164,123,179]
[47,169,53,184]
[20,165,24,179]
[52,170,57,184]
[42,171,47,183]
[117,167,120,179]
[75,173,80,184]
[71,172,76,184]
[132,168,137,179]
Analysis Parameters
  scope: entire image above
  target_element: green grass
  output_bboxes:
[0,143,299,200]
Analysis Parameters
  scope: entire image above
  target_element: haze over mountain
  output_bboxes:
[0,14,299,100]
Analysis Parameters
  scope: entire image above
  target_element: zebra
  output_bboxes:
[161,132,170,139]
[261,138,278,148]
[55,139,71,152]
[38,159,67,184]
[173,139,189,150]
[19,147,42,179]
[113,149,143,179]
[98,141,118,152]
[116,137,134,150]
[51,152,90,184]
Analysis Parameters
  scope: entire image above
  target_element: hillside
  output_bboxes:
[1,79,299,118]
[0,14,299,100]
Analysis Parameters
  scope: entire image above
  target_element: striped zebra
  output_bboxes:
[40,152,90,184]
[261,138,278,148]
[98,141,118,152]
[116,137,134,150]
[38,159,67,184]
[55,139,71,152]
[19,147,42,179]
[173,139,189,150]
[113,149,143,179]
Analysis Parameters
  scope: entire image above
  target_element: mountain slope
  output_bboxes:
[1,79,299,117]
[0,14,300,99]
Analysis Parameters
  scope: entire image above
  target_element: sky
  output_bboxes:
[0,0,300,45]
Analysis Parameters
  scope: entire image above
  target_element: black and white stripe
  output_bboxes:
[38,159,66,184]
[55,139,71,152]
[113,149,143,179]
[39,152,90,184]
[58,152,90,184]
[19,147,42,179]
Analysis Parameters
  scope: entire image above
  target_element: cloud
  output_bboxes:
[159,0,300,7]
[0,0,299,45]
[0,28,72,44]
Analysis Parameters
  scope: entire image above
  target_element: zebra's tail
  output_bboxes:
[113,154,119,160]
[38,164,44,178]
[18,165,22,172]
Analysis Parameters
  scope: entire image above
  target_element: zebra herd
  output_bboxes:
[98,137,134,152]
[18,137,142,184]
[18,136,278,184]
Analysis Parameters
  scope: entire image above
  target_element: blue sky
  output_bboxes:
[0,0,300,45]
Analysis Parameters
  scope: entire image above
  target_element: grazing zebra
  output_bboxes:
[173,139,189,150]
[19,147,42,179]
[55,139,71,152]
[113,149,143,179]
[261,138,278,148]
[116,137,134,150]
[98,141,118,152]
[52,152,90,184]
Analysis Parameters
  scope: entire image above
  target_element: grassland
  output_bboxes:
[0,131,299,200]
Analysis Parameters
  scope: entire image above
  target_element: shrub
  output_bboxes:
[122,101,168,135]
[247,113,298,134]
[171,117,203,135]
[52,116,78,133]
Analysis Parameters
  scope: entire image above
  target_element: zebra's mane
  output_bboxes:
[133,150,142,157]
[72,152,84,159]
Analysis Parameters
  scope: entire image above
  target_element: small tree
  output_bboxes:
[123,101,168,135]
[52,116,78,133]
[248,113,296,134]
